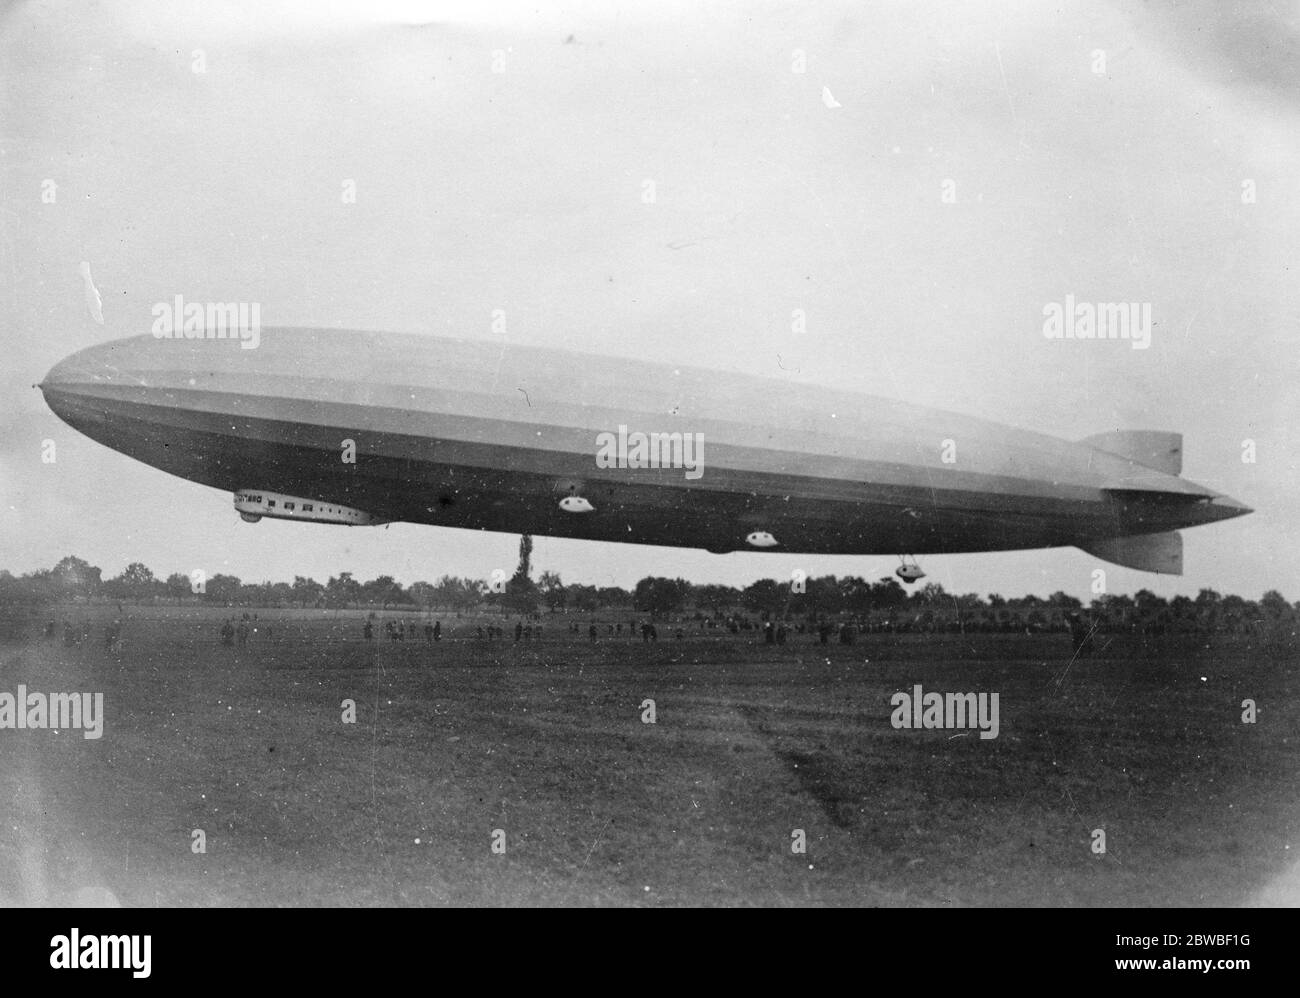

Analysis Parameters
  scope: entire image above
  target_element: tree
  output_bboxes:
[205,573,242,605]
[1261,590,1290,619]
[435,575,485,610]
[801,576,842,616]
[291,575,325,607]
[121,562,156,597]
[165,573,191,605]
[50,556,102,599]
[567,584,600,611]
[538,571,566,612]
[633,577,690,617]
[407,581,438,609]
[104,562,157,600]
[0,569,51,606]
[1046,591,1082,611]
[913,581,950,606]
[361,574,405,607]
[324,572,361,608]
[837,576,873,614]
[1175,594,1202,631]
[1090,592,1135,631]
[1130,589,1171,634]
[501,535,539,613]
[240,581,275,606]
[869,577,907,609]
[694,584,740,615]
[596,586,632,608]
[741,578,786,615]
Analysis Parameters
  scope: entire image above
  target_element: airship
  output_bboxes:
[40,327,1250,578]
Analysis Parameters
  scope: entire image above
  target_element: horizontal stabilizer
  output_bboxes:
[1077,531,1183,575]
[1080,430,1182,476]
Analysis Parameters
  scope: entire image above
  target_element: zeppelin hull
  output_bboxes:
[40,329,1250,560]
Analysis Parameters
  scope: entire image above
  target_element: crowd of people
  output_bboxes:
[29,605,1142,663]
[42,616,122,651]
[36,604,1109,657]
[360,617,443,643]
[332,612,1011,648]
[216,612,273,648]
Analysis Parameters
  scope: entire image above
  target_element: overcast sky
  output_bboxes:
[1,0,1295,600]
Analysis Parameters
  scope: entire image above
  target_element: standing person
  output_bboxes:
[589,623,598,643]
[424,622,434,643]
[236,620,249,648]
[220,620,235,647]
[1066,612,1093,657]
[363,620,374,641]
[514,621,523,643]
[433,621,441,642]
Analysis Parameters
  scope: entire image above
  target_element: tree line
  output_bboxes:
[0,556,1295,636]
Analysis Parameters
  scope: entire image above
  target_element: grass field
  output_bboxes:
[1,604,1297,906]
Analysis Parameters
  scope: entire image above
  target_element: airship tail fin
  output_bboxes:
[1077,531,1183,575]
[1079,430,1182,476]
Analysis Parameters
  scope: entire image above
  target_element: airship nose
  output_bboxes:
[42,335,164,394]
[41,356,75,390]
[40,354,84,416]
[41,344,110,392]
[39,341,128,429]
